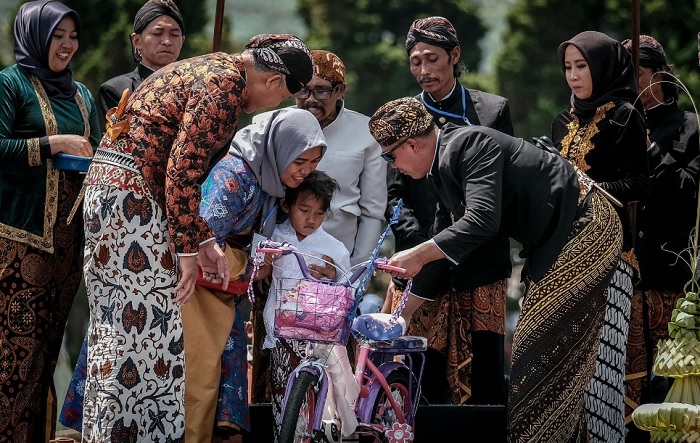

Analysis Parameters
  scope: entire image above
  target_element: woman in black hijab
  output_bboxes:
[550,30,649,443]
[0,1,100,441]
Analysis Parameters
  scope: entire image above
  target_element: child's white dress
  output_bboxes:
[263,219,360,439]
[262,219,351,349]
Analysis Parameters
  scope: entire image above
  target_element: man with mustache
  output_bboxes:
[97,0,185,129]
[384,16,514,407]
[293,50,387,265]
[249,50,387,425]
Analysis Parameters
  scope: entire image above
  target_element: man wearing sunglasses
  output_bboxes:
[293,50,387,266]
[370,97,623,443]
[383,15,514,408]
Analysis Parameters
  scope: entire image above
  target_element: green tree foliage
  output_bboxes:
[1,0,220,94]
[495,0,700,139]
[68,0,214,93]
[296,0,486,116]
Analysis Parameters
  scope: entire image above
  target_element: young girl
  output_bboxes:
[261,170,359,442]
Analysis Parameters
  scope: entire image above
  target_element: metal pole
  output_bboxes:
[213,0,226,52]
[631,0,640,89]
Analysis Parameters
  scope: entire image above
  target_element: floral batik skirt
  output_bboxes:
[81,183,185,442]
[0,174,83,443]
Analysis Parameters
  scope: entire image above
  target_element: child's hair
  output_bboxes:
[284,170,339,212]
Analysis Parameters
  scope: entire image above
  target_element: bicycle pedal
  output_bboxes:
[320,419,342,442]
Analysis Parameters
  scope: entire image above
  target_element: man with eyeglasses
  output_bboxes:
[383,16,514,407]
[247,50,385,440]
[293,50,387,265]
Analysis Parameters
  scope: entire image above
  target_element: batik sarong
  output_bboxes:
[81,183,185,442]
[0,175,83,443]
[392,280,506,405]
[625,289,684,427]
[508,193,622,443]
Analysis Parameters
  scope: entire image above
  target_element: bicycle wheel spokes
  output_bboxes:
[370,370,412,430]
[279,371,320,443]
[294,387,315,442]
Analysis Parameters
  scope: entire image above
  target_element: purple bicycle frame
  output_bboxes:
[354,347,423,426]
[281,341,425,437]
[281,358,329,431]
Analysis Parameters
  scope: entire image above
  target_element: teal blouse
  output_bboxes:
[0,64,100,252]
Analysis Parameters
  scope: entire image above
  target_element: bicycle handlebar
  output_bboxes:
[254,241,407,284]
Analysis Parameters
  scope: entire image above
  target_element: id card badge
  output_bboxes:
[250,231,268,259]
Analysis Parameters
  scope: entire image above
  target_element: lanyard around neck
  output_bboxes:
[259,203,278,234]
[421,85,472,125]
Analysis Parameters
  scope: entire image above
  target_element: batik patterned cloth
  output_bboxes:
[508,193,622,443]
[625,289,685,422]
[585,260,633,443]
[0,175,84,443]
[81,183,184,442]
[215,303,250,434]
[393,280,506,405]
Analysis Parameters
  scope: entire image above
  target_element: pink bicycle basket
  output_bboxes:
[274,278,355,344]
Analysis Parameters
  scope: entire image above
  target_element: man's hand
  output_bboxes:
[199,241,230,291]
[174,255,198,305]
[387,241,445,279]
[382,280,397,314]
[308,255,336,280]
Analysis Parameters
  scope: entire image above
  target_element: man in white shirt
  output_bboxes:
[294,50,387,265]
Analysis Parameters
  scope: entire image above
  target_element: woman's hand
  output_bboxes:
[308,255,336,280]
[175,255,198,304]
[48,134,93,157]
[199,241,230,291]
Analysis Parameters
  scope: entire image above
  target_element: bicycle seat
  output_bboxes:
[351,313,406,341]
[370,335,428,352]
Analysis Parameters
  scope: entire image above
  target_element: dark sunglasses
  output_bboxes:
[381,138,410,163]
[294,86,338,100]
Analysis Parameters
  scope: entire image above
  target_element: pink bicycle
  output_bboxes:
[249,240,426,443]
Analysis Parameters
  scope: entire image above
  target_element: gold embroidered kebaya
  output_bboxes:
[560,102,615,172]
[0,75,90,253]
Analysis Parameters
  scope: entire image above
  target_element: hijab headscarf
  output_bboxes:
[14,0,81,99]
[244,34,313,94]
[132,0,185,63]
[229,108,326,235]
[558,31,638,117]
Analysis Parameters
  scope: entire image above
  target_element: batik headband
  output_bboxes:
[245,33,312,77]
[405,16,460,54]
[311,50,345,85]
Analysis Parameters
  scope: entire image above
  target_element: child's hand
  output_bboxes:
[254,263,272,281]
[308,255,336,280]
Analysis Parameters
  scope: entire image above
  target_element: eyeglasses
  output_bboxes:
[294,86,338,100]
[381,138,411,163]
